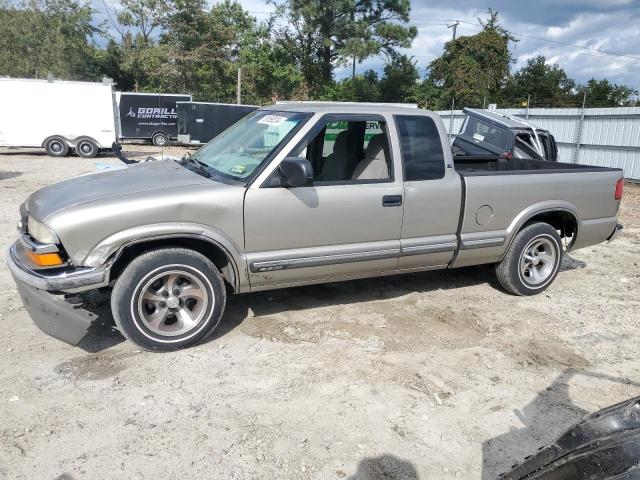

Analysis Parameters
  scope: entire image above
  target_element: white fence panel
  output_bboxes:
[438,107,640,181]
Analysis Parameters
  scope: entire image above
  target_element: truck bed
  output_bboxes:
[453,156,620,176]
[450,155,623,268]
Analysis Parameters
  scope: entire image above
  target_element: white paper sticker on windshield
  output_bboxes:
[257,115,287,126]
[473,133,485,142]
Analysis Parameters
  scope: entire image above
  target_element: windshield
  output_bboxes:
[191,110,307,181]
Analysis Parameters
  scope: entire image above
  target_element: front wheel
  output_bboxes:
[111,248,226,350]
[496,222,563,296]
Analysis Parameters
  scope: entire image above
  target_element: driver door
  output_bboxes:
[243,113,404,289]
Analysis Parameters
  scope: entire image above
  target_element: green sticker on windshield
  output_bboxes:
[230,165,246,174]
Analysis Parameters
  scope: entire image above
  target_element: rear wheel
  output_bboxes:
[111,248,226,350]
[75,138,99,158]
[44,137,69,157]
[152,132,168,147]
[496,222,563,296]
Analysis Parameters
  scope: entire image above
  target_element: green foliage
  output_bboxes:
[117,0,169,42]
[275,0,416,93]
[379,55,419,103]
[502,56,576,107]
[0,0,102,80]
[319,70,382,102]
[0,1,637,109]
[578,79,638,107]
[427,9,516,108]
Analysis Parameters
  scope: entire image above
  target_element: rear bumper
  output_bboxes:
[607,223,623,243]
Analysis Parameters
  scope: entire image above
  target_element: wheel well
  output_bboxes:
[108,237,237,291]
[152,131,168,138]
[523,210,578,243]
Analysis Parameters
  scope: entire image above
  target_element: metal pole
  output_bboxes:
[449,98,455,139]
[526,94,531,120]
[236,67,242,105]
[573,91,587,164]
[352,55,357,100]
[447,21,459,40]
[446,21,459,139]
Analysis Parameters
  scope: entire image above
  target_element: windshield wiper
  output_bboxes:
[176,154,211,178]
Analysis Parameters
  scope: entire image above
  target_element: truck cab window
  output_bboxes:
[293,118,391,183]
[396,116,445,181]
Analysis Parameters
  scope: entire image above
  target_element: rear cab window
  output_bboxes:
[395,115,445,181]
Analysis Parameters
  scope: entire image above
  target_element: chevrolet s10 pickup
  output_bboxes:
[7,103,624,350]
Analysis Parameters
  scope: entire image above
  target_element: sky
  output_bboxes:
[94,0,640,89]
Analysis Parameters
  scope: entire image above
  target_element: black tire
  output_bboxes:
[152,132,168,147]
[111,248,226,351]
[75,138,99,158]
[496,222,563,296]
[44,137,69,157]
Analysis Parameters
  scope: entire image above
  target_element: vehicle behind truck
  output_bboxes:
[0,77,118,158]
[116,92,192,146]
[7,103,624,351]
[452,107,558,161]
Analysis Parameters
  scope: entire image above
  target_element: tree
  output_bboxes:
[502,56,575,107]
[0,0,102,80]
[379,55,418,103]
[578,79,638,107]
[427,9,515,108]
[273,0,417,94]
[116,0,169,43]
[319,69,381,102]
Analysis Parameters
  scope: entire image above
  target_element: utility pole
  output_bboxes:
[236,67,242,105]
[447,20,459,41]
[447,21,459,138]
[352,55,357,100]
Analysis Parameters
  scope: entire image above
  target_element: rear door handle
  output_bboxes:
[382,195,403,207]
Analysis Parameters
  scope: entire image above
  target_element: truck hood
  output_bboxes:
[26,160,211,221]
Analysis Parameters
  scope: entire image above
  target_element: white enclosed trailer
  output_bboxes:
[0,77,118,158]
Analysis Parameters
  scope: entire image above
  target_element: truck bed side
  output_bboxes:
[450,157,623,268]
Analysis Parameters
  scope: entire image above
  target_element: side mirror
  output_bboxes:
[278,157,313,187]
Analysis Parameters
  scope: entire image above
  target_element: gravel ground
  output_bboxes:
[1,146,639,480]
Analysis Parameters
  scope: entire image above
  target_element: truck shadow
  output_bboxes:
[221,264,499,334]
[74,259,586,353]
[346,454,419,479]
[73,265,498,352]
[482,368,640,479]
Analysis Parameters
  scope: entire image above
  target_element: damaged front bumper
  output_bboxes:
[6,242,110,345]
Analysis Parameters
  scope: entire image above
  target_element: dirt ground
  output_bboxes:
[1,145,639,480]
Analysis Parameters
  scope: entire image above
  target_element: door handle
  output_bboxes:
[382,195,402,207]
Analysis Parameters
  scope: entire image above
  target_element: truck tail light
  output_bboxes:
[615,178,624,200]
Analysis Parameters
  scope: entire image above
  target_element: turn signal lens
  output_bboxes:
[615,178,624,200]
[26,251,64,267]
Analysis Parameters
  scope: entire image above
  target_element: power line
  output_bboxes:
[411,17,640,64]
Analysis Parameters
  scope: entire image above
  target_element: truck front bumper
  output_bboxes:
[6,242,110,345]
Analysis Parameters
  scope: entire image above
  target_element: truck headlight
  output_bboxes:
[27,216,58,245]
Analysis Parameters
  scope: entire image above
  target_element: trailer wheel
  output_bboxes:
[75,138,99,158]
[152,132,168,147]
[44,137,69,157]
